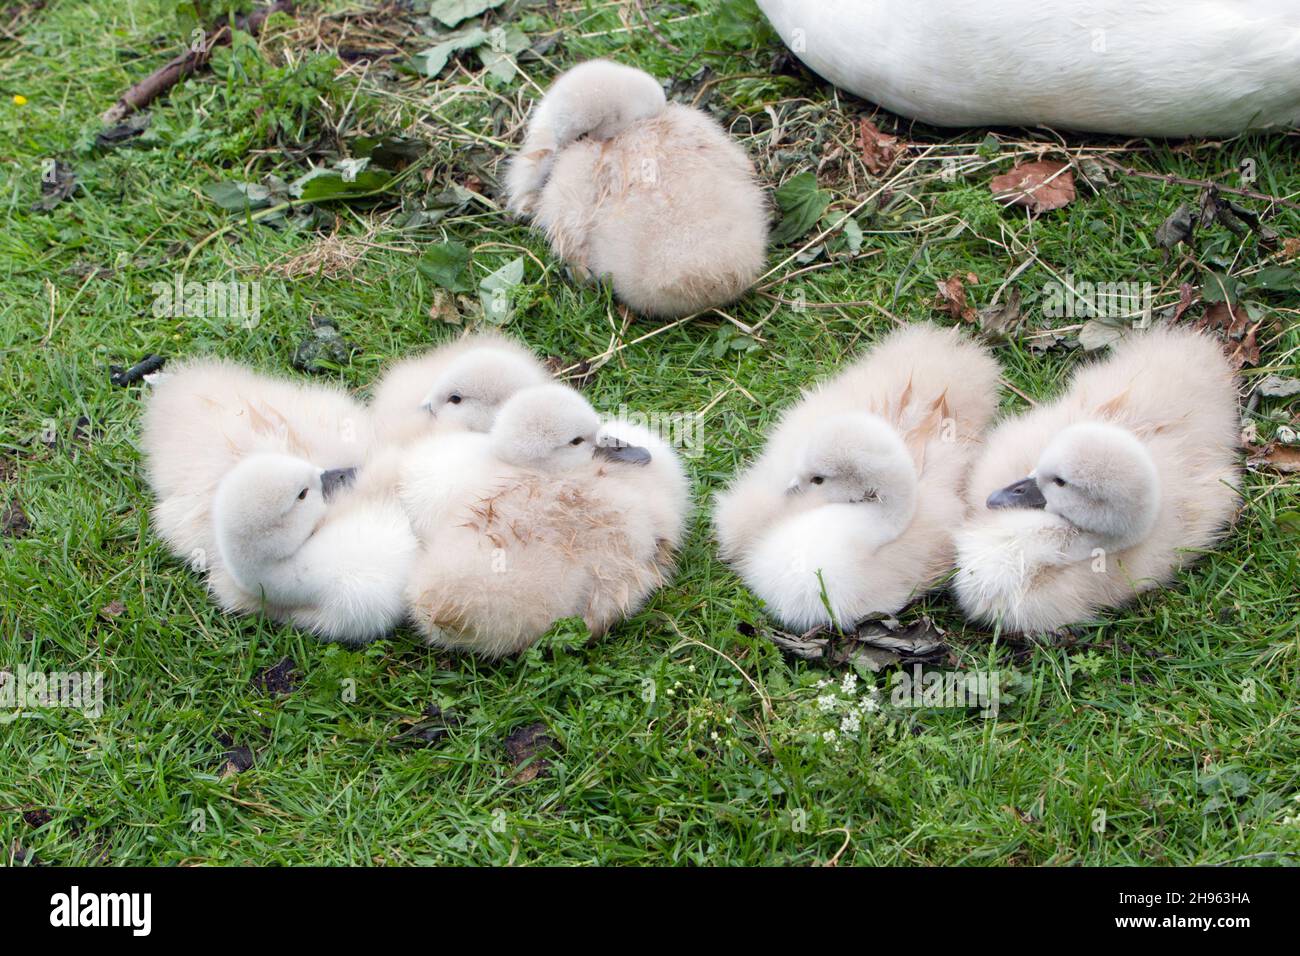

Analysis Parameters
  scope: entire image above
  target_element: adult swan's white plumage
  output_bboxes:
[758,0,1300,136]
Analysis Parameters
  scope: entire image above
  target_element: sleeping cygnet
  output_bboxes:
[504,59,769,319]
[713,322,1001,631]
[141,358,373,572]
[368,331,551,446]
[404,383,690,658]
[209,452,418,642]
[953,326,1241,634]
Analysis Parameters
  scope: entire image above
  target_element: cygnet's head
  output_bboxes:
[419,348,549,433]
[987,422,1160,547]
[213,453,355,562]
[489,384,652,472]
[787,413,918,518]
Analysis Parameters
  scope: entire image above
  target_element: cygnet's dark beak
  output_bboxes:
[320,467,358,502]
[987,476,1046,510]
[593,440,652,466]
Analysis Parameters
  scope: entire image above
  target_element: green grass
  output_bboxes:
[2,0,1298,866]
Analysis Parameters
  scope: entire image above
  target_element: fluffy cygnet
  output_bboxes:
[368,331,551,446]
[504,59,769,318]
[141,359,373,571]
[953,326,1241,634]
[404,383,689,657]
[209,452,418,642]
[713,323,1000,631]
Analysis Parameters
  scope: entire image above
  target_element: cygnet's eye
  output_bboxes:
[570,436,585,446]
[810,476,825,485]
[447,394,463,405]
[1053,477,1067,487]
[297,488,309,501]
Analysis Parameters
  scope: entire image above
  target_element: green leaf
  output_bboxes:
[479,256,525,324]
[204,181,274,211]
[352,135,426,170]
[409,27,489,78]
[293,168,393,202]
[417,241,472,293]
[771,172,831,246]
[428,0,507,29]
[827,212,863,254]
[477,25,530,83]
[1250,266,1300,292]
[1274,511,1300,537]
[709,0,776,50]
[1201,272,1243,305]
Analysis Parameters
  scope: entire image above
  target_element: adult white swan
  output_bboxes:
[757,0,1300,136]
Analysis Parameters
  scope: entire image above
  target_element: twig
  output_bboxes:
[633,0,681,54]
[1098,157,1300,212]
[101,1,295,125]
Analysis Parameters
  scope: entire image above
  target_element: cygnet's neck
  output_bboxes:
[225,527,326,609]
[1032,520,1137,569]
[872,478,919,545]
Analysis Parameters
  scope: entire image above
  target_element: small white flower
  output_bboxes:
[815,678,832,690]
[840,672,857,694]
[840,711,861,735]
[859,695,879,713]
[817,693,837,713]
[822,729,837,743]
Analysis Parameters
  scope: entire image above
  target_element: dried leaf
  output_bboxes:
[429,288,462,325]
[1168,282,1195,323]
[97,600,125,620]
[1078,317,1127,351]
[1248,442,1300,474]
[977,287,1022,339]
[1155,203,1197,249]
[767,617,949,673]
[858,119,901,175]
[31,160,77,213]
[1256,375,1300,398]
[990,160,1075,213]
[504,721,556,784]
[935,272,978,323]
[1197,301,1260,369]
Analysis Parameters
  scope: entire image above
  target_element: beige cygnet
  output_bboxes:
[504,59,769,318]
[368,331,552,446]
[404,383,690,657]
[713,323,1000,631]
[954,326,1241,634]
[141,359,372,571]
[209,453,417,642]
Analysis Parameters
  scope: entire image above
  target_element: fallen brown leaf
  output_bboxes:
[97,600,125,620]
[1248,441,1300,474]
[1197,301,1260,369]
[977,287,1022,339]
[504,721,556,784]
[935,272,978,323]
[990,160,1076,213]
[1169,282,1196,323]
[858,119,901,176]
